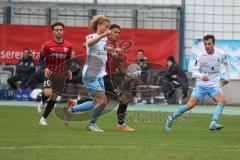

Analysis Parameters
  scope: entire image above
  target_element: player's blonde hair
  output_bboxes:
[89,15,110,33]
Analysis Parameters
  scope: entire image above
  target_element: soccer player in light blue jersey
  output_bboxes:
[166,34,230,131]
[64,15,111,132]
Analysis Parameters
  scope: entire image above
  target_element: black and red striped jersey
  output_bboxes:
[106,39,127,75]
[40,39,72,72]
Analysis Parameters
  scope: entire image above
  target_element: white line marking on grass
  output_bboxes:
[0,145,136,150]
[0,144,240,152]
[155,143,240,149]
[222,149,240,152]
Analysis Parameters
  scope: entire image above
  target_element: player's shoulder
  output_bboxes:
[196,51,205,58]
[43,39,53,46]
[215,48,225,56]
[86,33,96,40]
[63,40,72,47]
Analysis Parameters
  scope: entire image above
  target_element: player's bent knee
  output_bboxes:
[97,98,107,107]
[94,91,108,107]
[118,95,128,104]
[215,93,225,105]
[43,88,52,97]
[50,92,58,101]
[218,98,225,105]
[218,99,225,105]
[187,97,198,109]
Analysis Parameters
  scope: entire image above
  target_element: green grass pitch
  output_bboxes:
[0,105,240,160]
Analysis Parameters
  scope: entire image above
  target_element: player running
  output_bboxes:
[39,22,72,126]
[104,24,135,131]
[165,34,230,131]
[64,15,111,132]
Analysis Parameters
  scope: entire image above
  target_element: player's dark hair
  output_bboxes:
[110,24,121,30]
[51,22,64,30]
[137,49,144,54]
[167,56,175,63]
[203,34,215,44]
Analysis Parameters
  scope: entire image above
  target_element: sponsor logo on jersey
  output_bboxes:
[51,52,67,58]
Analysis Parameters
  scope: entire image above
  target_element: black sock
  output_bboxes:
[43,99,56,119]
[117,103,128,125]
[42,92,49,103]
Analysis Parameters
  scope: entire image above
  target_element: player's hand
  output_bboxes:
[44,68,52,78]
[202,75,209,81]
[111,48,124,57]
[102,30,111,37]
[111,51,119,57]
[221,80,229,86]
[68,70,73,80]
[114,48,123,52]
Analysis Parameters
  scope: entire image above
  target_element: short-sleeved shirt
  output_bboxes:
[82,33,108,78]
[193,48,229,88]
[40,39,72,72]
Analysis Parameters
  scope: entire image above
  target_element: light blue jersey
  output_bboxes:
[192,48,230,88]
[82,33,108,79]
[191,48,230,101]
[82,33,107,97]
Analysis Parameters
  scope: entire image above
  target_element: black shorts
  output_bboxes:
[104,73,124,97]
[43,77,51,89]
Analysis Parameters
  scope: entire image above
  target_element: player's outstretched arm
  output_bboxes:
[87,30,111,47]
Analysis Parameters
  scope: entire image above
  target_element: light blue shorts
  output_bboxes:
[83,76,105,98]
[191,85,223,101]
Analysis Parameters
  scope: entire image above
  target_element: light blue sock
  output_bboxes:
[211,103,224,123]
[172,105,189,120]
[89,104,104,124]
[71,101,94,113]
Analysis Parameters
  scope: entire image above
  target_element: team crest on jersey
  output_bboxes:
[64,47,68,52]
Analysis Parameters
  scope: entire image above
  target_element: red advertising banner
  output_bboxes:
[0,24,178,66]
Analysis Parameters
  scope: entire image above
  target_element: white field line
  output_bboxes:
[0,144,239,152]
[0,145,136,150]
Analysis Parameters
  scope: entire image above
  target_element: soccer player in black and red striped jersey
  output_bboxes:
[104,24,135,131]
[38,22,72,126]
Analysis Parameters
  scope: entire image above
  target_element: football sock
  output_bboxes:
[172,105,189,120]
[211,103,224,123]
[117,103,128,125]
[71,101,94,112]
[43,99,56,119]
[89,104,104,124]
[42,92,49,103]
